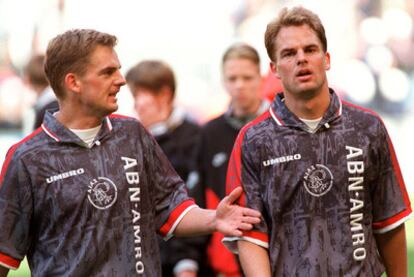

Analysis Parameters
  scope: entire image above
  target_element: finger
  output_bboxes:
[225,186,243,204]
[241,207,261,218]
[227,229,243,237]
[237,223,253,231]
[241,216,261,225]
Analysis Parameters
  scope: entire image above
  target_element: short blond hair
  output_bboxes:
[44,29,117,98]
[265,6,327,62]
[222,43,260,69]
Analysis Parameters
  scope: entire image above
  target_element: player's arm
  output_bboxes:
[375,224,407,277]
[174,187,261,237]
[0,265,9,277]
[238,240,271,277]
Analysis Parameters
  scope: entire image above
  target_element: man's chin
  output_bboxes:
[104,104,119,116]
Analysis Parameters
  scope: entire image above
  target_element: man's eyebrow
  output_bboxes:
[279,43,320,53]
[279,47,295,55]
[98,65,121,74]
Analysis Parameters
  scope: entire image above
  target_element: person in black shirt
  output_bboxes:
[196,43,269,276]
[126,60,212,277]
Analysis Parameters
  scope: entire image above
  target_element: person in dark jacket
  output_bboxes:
[196,43,269,277]
[126,60,213,277]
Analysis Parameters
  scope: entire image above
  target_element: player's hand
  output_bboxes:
[216,186,261,236]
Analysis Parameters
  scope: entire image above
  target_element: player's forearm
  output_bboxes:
[238,240,271,277]
[0,265,9,277]
[375,224,407,277]
[174,207,216,237]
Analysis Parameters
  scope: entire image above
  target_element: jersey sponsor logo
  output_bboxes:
[122,156,145,274]
[303,164,333,196]
[87,177,118,209]
[212,152,227,167]
[263,154,301,167]
[46,168,85,183]
[346,146,366,261]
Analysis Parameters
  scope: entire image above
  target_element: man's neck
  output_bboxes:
[55,106,103,129]
[284,87,330,120]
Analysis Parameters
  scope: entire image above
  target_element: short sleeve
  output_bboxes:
[371,121,412,233]
[0,146,33,270]
[140,128,196,240]
[223,129,269,253]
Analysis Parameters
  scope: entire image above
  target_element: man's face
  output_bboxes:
[271,24,330,97]
[133,87,172,128]
[77,45,126,117]
[223,58,262,117]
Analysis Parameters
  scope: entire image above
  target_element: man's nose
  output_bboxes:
[117,72,126,86]
[296,50,307,64]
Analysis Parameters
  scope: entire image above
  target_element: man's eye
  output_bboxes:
[282,52,294,58]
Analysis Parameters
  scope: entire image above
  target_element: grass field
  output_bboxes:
[8,198,414,277]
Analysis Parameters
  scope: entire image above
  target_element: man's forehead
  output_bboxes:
[88,46,120,67]
[276,25,321,50]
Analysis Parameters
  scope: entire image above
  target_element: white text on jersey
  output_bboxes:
[122,156,145,274]
[46,168,85,183]
[263,154,301,167]
[346,146,366,261]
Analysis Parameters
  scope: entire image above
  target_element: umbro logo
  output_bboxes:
[263,154,301,167]
[46,168,85,183]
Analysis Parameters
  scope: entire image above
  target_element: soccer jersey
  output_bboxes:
[224,90,412,276]
[0,111,196,276]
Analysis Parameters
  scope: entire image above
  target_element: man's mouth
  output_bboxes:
[296,69,312,77]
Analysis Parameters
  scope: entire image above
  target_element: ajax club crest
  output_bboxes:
[88,177,118,209]
[303,164,333,197]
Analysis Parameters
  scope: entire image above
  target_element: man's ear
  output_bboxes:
[64,73,81,94]
[269,62,280,79]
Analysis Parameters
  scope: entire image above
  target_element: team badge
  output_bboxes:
[303,164,333,197]
[87,177,118,209]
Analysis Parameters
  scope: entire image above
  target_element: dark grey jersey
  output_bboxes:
[224,90,412,277]
[0,112,196,276]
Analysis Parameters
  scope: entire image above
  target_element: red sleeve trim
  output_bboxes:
[0,252,20,270]
[372,207,412,229]
[159,199,196,236]
[241,230,269,243]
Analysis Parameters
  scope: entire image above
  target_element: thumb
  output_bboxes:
[224,186,243,204]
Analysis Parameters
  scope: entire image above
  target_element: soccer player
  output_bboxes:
[0,29,261,277]
[196,43,269,276]
[126,60,211,277]
[224,6,412,277]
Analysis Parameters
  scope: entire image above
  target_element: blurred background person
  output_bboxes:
[22,54,58,133]
[196,43,269,277]
[126,60,212,277]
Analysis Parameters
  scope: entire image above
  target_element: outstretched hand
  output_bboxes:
[216,186,261,236]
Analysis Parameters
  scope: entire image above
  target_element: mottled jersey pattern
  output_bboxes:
[224,90,412,277]
[0,111,196,276]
